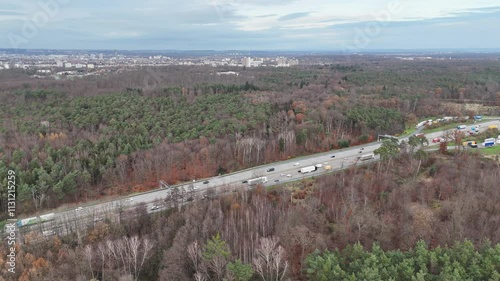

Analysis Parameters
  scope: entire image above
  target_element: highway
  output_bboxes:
[9,118,500,239]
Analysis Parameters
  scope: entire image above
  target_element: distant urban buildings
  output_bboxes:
[276,57,299,67]
[0,50,301,77]
[241,57,265,67]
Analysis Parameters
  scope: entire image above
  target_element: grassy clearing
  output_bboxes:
[422,120,493,134]
[480,146,500,155]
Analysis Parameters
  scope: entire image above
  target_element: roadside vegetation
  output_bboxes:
[2,150,499,280]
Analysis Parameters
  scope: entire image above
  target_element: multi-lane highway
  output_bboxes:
[10,118,500,239]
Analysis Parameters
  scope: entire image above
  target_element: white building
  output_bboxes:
[3,63,10,69]
[276,57,287,67]
[87,63,95,69]
[56,61,63,67]
[251,59,263,67]
[217,71,239,76]
[289,59,299,66]
[242,57,251,67]
[75,63,85,69]
[64,62,73,68]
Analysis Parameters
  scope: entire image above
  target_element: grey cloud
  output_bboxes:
[0,10,24,16]
[278,12,310,21]
[256,14,278,18]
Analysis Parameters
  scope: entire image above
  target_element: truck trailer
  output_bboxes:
[16,213,56,228]
[358,153,375,161]
[483,138,496,147]
[299,166,317,173]
[247,177,268,185]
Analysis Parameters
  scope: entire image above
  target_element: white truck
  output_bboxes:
[247,177,268,185]
[16,213,56,228]
[299,166,317,173]
[358,153,375,161]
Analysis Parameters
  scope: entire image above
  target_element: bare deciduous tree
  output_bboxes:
[253,237,288,281]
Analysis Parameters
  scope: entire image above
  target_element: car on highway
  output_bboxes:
[242,180,248,184]
[330,155,336,158]
[432,137,444,143]
[280,173,286,176]
[75,207,83,212]
[293,162,300,166]
[267,168,275,172]
[286,174,292,177]
[151,205,160,211]
[127,198,134,201]
[203,181,209,184]
[274,179,280,182]
[193,186,199,190]
[360,147,364,150]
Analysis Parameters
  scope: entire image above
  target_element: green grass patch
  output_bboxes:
[423,120,492,134]
[480,145,500,155]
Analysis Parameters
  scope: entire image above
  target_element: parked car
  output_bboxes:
[267,168,275,172]
[432,137,444,143]
[203,181,209,184]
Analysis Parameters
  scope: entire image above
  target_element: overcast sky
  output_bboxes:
[1,0,499,50]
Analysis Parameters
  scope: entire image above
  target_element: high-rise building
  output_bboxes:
[242,57,252,67]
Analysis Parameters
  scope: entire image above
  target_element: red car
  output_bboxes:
[432,137,444,143]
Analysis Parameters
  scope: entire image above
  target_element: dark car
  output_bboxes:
[360,147,364,150]
[274,179,280,182]
[330,155,336,158]
[267,168,275,172]
[242,180,248,184]
[203,181,209,184]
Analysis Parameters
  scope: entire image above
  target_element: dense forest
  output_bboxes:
[1,150,499,280]
[0,57,499,280]
[1,59,500,215]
